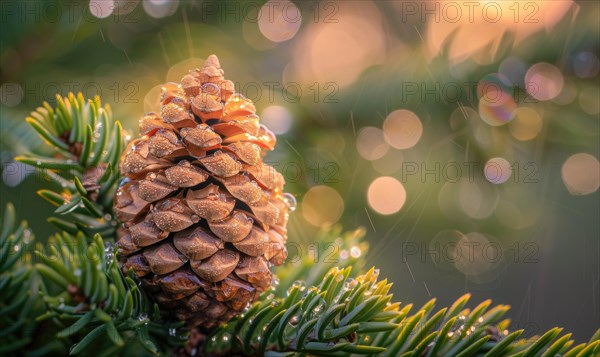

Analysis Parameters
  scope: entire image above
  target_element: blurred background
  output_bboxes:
[1,0,598,341]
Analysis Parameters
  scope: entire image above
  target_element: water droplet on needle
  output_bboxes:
[283,192,297,212]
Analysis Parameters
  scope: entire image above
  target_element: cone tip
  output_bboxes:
[204,54,221,68]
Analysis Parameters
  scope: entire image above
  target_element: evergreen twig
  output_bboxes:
[34,232,185,356]
[194,228,600,356]
[15,92,125,236]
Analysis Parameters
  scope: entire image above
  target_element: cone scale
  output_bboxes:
[114,55,290,329]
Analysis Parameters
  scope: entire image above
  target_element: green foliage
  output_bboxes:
[204,228,600,356]
[34,232,185,356]
[273,227,368,297]
[206,266,600,356]
[2,91,599,356]
[15,93,125,236]
[0,203,41,354]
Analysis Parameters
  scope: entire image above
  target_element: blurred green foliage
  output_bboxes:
[1,0,598,342]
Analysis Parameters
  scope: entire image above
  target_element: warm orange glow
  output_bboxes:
[287,1,386,88]
[143,84,163,114]
[367,176,406,215]
[561,153,600,195]
[426,1,574,64]
[167,58,205,83]
[260,106,293,134]
[383,110,423,149]
[478,94,517,126]
[258,0,302,43]
[509,107,543,141]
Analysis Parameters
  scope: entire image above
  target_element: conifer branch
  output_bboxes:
[15,93,125,236]
[34,231,185,356]
[0,203,41,355]
[195,228,600,357]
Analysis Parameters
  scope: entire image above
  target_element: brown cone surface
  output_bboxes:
[115,55,289,329]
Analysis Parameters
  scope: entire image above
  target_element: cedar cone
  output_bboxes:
[114,55,290,329]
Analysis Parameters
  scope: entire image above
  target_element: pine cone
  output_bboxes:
[114,55,291,329]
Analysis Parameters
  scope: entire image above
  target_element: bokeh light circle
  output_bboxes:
[573,52,600,79]
[2,161,31,187]
[0,83,23,107]
[429,230,466,274]
[260,106,292,134]
[499,57,526,86]
[258,0,302,43]
[477,73,513,102]
[479,98,516,126]
[454,232,503,284]
[89,0,114,18]
[382,110,423,149]
[356,127,389,161]
[508,107,543,141]
[484,157,512,184]
[439,180,499,220]
[367,176,406,215]
[143,84,163,114]
[561,153,600,195]
[525,63,564,101]
[552,80,577,105]
[477,73,516,126]
[458,180,500,219]
[301,186,344,226]
[143,0,179,18]
[578,87,600,115]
